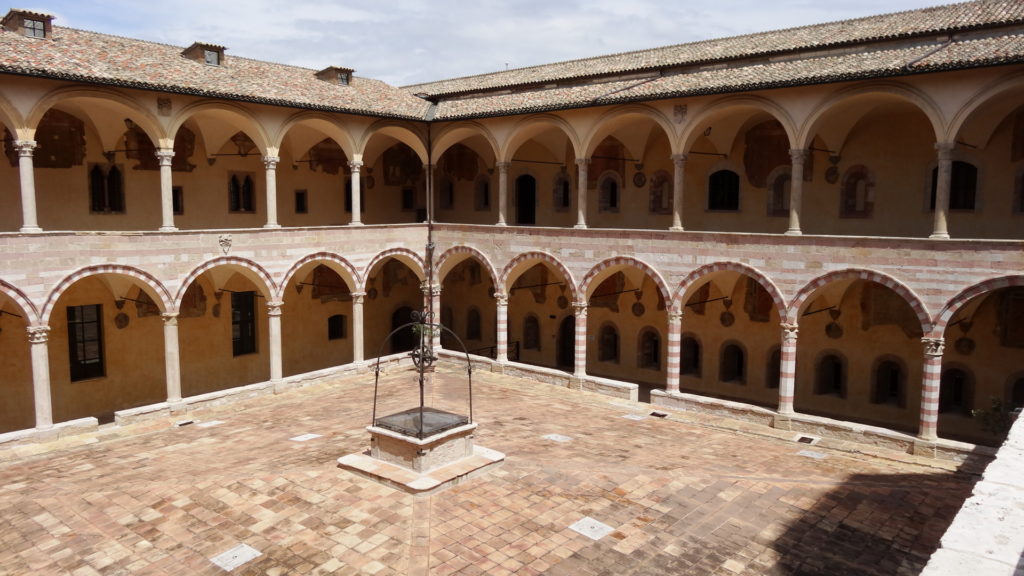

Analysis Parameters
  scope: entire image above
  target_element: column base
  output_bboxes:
[19,226,42,233]
[929,232,950,240]
[348,221,364,226]
[263,224,282,229]
[669,226,684,231]
[496,221,507,227]
[912,438,937,457]
[784,228,802,236]
[158,226,178,232]
[772,414,793,430]
[573,224,588,229]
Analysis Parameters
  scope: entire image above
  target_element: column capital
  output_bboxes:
[27,325,50,344]
[671,153,688,164]
[262,156,280,170]
[348,160,363,172]
[789,148,809,163]
[668,309,685,322]
[351,291,366,305]
[575,158,591,167]
[266,301,284,316]
[781,322,799,341]
[922,337,944,357]
[494,292,508,306]
[496,161,510,172]
[14,140,37,156]
[161,312,179,326]
[155,148,175,165]
[572,301,588,316]
[934,141,956,158]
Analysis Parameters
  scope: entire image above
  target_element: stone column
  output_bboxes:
[15,140,41,233]
[573,301,588,378]
[348,161,363,226]
[351,292,365,364]
[495,292,508,362]
[162,313,182,403]
[785,149,807,235]
[919,337,944,441]
[424,163,435,223]
[267,301,284,388]
[670,153,686,231]
[778,322,799,415]
[263,156,281,229]
[574,158,589,229]
[157,148,177,231]
[27,326,52,430]
[665,310,683,393]
[496,162,509,226]
[423,283,442,350]
[930,142,954,239]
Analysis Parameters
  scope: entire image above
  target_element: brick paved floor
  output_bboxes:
[0,366,977,575]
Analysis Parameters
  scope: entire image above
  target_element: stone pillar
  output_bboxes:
[495,292,508,363]
[162,313,182,403]
[263,156,281,229]
[27,326,52,430]
[267,301,284,388]
[574,158,589,229]
[423,283,441,350]
[348,161,363,226]
[665,310,683,393]
[573,301,588,378]
[670,153,686,231]
[157,148,177,232]
[496,162,509,226]
[351,292,365,364]
[930,142,954,239]
[919,337,944,441]
[785,149,807,235]
[778,322,799,415]
[15,140,41,233]
[424,163,435,223]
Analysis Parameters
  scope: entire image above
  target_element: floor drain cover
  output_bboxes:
[797,450,827,460]
[210,543,261,571]
[650,411,668,418]
[569,516,615,540]
[289,433,322,442]
[622,414,647,421]
[542,434,573,443]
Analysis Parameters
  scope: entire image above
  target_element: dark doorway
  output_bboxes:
[557,315,575,370]
[391,306,416,353]
[516,175,536,225]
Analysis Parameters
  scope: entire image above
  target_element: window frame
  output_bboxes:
[231,291,257,356]
[707,169,740,211]
[68,304,105,382]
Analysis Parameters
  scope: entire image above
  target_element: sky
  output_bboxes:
[30,0,951,87]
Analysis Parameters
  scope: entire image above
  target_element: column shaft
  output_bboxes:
[496,162,509,226]
[665,310,683,393]
[349,161,363,225]
[670,154,686,231]
[930,143,954,239]
[157,149,177,231]
[28,326,52,429]
[919,338,944,440]
[16,140,41,233]
[268,301,283,383]
[263,156,280,228]
[786,149,807,235]
[495,293,508,362]
[574,159,589,229]
[162,313,182,402]
[573,302,588,377]
[779,323,798,414]
[352,292,365,363]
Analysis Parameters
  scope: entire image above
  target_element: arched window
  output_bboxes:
[90,164,126,213]
[327,314,346,340]
[930,161,977,211]
[648,170,671,214]
[523,315,540,350]
[466,307,481,341]
[720,343,745,384]
[939,368,973,414]
[680,336,701,376]
[840,165,874,218]
[638,328,661,370]
[708,170,739,211]
[598,173,620,212]
[599,323,619,362]
[553,170,571,212]
[768,170,790,217]
[872,359,904,407]
[474,176,490,211]
[766,347,781,389]
[229,173,255,213]
[816,353,845,397]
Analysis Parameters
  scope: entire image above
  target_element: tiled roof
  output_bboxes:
[431,32,1024,120]
[0,26,433,120]
[406,0,1024,98]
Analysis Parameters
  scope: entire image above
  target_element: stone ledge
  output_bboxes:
[338,445,505,495]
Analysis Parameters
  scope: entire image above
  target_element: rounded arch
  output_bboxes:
[169,100,272,154]
[680,95,797,153]
[947,71,1024,145]
[799,81,945,150]
[279,252,361,300]
[0,92,25,138]
[28,85,166,147]
[673,261,786,321]
[934,275,1024,335]
[0,279,40,325]
[174,257,276,308]
[432,121,500,165]
[273,111,357,160]
[789,268,931,334]
[499,251,578,302]
[361,120,429,164]
[582,104,676,158]
[500,113,582,162]
[435,245,500,288]
[579,256,671,305]
[363,248,426,291]
[42,265,173,325]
